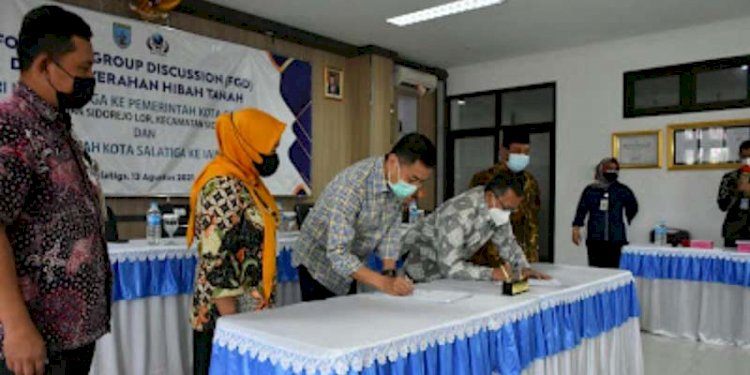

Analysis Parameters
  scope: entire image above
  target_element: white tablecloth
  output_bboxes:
[621,245,750,348]
[91,234,303,375]
[211,264,643,375]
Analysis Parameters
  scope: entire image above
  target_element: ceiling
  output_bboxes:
[206,0,750,69]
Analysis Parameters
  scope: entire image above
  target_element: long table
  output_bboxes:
[620,245,750,348]
[209,264,644,375]
[90,234,303,375]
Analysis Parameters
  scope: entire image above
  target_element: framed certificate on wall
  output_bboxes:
[667,118,750,170]
[612,130,663,168]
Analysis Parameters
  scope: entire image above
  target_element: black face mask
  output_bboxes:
[603,171,619,183]
[254,153,279,177]
[58,76,96,109]
[49,61,96,109]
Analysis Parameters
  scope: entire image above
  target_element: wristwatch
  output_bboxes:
[381,269,397,278]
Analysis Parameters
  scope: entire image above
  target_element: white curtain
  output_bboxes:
[277,282,302,307]
[91,295,193,375]
[636,278,750,348]
[522,318,644,375]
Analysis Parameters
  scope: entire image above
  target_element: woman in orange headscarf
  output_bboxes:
[187,108,285,375]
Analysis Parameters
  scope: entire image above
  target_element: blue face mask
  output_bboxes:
[507,153,530,172]
[388,160,418,199]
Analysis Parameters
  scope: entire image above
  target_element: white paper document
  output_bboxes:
[527,278,562,287]
[369,289,472,304]
[409,289,473,303]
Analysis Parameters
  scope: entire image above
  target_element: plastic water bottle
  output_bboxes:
[408,200,419,224]
[654,221,667,246]
[653,222,663,246]
[660,221,669,246]
[146,202,162,245]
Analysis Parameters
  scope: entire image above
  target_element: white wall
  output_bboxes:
[448,16,750,266]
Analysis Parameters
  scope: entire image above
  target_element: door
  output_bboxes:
[447,84,556,261]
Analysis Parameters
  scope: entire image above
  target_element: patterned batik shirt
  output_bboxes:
[0,84,110,354]
[191,176,273,332]
[403,187,530,282]
[469,162,540,264]
[293,157,403,295]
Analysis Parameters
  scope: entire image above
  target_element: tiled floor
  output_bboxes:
[642,333,750,375]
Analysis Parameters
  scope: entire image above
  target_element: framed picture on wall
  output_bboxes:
[667,118,750,170]
[612,130,663,168]
[324,66,343,100]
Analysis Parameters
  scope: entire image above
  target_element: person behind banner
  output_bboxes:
[0,6,110,375]
[186,109,285,375]
[293,133,436,301]
[402,171,550,283]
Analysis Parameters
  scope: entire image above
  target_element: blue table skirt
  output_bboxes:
[277,248,298,283]
[112,256,198,302]
[209,282,639,375]
[112,249,401,302]
[620,252,750,288]
[277,250,402,284]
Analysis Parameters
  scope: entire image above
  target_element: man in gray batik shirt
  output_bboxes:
[403,171,550,283]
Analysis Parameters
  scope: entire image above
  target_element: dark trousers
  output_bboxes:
[586,240,625,269]
[193,329,215,375]
[297,265,356,302]
[0,342,95,375]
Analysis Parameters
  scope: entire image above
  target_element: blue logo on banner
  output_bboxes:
[112,23,131,49]
[147,33,169,56]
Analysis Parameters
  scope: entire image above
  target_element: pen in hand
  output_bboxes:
[500,262,511,282]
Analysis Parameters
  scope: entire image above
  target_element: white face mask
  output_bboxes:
[488,196,512,226]
[488,208,512,226]
[387,159,418,199]
[507,153,530,172]
[743,157,750,166]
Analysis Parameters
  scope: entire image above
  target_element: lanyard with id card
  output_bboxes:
[741,198,749,211]
[600,193,609,211]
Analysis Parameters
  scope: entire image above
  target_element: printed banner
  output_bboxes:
[0,0,312,196]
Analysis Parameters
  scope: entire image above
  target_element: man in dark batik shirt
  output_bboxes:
[718,140,750,247]
[0,6,110,375]
[468,129,541,266]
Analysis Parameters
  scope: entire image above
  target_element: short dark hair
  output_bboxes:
[740,140,750,153]
[502,127,530,148]
[484,171,525,197]
[390,133,437,168]
[18,6,93,72]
